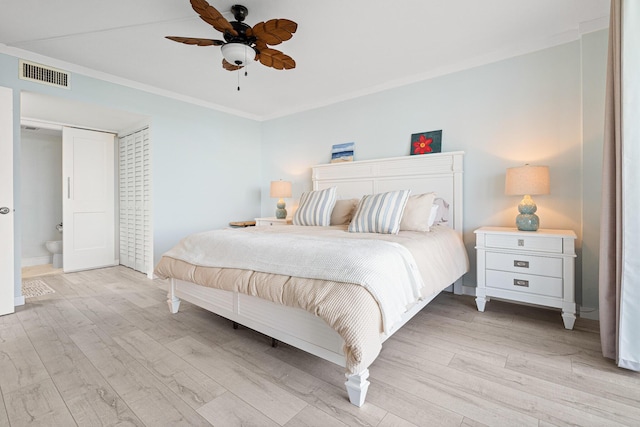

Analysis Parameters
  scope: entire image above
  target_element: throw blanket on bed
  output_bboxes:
[161,228,426,333]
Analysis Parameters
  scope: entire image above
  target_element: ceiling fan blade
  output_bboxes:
[190,0,238,36]
[222,58,243,71]
[257,48,296,70]
[166,36,225,46]
[252,19,297,46]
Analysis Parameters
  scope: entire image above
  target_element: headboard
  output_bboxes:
[312,152,464,236]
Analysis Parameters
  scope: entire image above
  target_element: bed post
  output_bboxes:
[345,369,370,407]
[167,279,181,314]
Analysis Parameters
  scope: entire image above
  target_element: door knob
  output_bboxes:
[0,207,10,215]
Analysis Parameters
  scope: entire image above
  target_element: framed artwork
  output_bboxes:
[410,130,442,155]
[331,142,355,163]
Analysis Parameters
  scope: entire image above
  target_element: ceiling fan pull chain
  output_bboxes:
[237,68,241,91]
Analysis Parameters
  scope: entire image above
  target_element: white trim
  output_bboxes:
[1,15,610,122]
[21,117,117,135]
[260,25,609,120]
[578,306,599,321]
[21,256,52,267]
[461,285,477,297]
[579,16,610,35]
[14,295,25,307]
[0,44,261,121]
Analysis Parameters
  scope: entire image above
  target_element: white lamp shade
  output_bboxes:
[270,180,292,198]
[221,43,256,66]
[505,165,550,196]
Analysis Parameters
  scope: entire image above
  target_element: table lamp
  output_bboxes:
[505,164,550,231]
[270,180,292,219]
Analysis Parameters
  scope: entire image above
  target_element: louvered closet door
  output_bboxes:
[119,128,152,275]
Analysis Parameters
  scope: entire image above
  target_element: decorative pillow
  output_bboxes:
[330,198,359,225]
[293,186,337,226]
[428,204,439,227]
[432,197,450,225]
[348,190,411,234]
[399,192,436,232]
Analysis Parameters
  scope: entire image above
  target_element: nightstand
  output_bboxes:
[254,217,292,226]
[474,226,577,329]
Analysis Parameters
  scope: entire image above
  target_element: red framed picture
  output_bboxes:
[410,130,442,155]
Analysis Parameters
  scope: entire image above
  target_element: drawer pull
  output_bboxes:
[518,239,525,247]
[513,279,529,287]
[514,260,529,268]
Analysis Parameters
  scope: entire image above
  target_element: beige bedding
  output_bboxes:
[154,225,469,374]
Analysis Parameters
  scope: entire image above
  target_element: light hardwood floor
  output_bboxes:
[2,266,638,426]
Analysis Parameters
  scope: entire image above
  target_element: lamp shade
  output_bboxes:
[505,165,550,196]
[270,180,292,198]
[221,43,256,66]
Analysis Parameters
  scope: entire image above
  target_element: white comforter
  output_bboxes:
[163,227,426,333]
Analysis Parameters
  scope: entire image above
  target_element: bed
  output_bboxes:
[154,151,468,406]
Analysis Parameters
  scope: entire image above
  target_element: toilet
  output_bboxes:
[45,223,63,268]
[45,240,63,269]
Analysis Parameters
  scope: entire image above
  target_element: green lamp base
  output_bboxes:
[516,213,540,231]
[516,194,539,231]
[275,199,287,219]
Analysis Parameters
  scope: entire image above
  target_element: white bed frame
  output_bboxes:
[166,151,465,406]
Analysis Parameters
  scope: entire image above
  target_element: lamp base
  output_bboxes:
[275,199,287,219]
[516,213,539,231]
[515,194,540,231]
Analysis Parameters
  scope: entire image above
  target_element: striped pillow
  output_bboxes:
[348,190,411,234]
[293,187,337,226]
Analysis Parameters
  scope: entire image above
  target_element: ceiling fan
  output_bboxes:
[166,0,297,72]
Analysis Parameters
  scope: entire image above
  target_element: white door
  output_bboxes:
[63,127,116,272]
[119,128,152,275]
[0,86,14,316]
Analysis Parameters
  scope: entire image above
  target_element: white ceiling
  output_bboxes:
[1,0,610,120]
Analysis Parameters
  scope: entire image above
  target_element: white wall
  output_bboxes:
[261,31,608,302]
[20,129,62,264]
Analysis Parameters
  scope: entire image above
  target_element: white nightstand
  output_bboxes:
[255,217,292,226]
[474,226,577,329]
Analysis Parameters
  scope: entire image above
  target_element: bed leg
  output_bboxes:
[232,322,239,330]
[167,279,181,314]
[345,369,370,407]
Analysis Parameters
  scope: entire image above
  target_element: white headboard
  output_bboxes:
[312,152,464,235]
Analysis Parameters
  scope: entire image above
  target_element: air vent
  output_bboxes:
[19,60,70,89]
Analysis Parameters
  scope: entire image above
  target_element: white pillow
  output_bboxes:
[293,187,337,226]
[432,197,450,226]
[330,198,359,225]
[399,192,437,232]
[428,204,439,227]
[348,190,411,234]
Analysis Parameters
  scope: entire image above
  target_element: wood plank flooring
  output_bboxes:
[1,266,637,426]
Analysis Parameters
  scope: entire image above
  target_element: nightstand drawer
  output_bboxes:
[486,252,562,277]
[255,217,292,226]
[486,270,562,298]
[485,234,562,253]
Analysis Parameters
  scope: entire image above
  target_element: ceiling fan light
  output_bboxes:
[221,43,256,66]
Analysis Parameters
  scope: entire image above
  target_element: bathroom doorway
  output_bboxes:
[20,124,64,278]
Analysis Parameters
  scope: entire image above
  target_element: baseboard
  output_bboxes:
[14,295,25,307]
[579,306,599,320]
[461,285,477,297]
[21,256,51,267]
